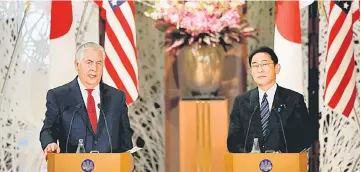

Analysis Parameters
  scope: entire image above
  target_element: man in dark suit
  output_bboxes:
[227,46,316,153]
[40,42,133,155]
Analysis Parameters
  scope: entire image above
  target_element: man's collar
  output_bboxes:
[77,77,100,93]
[258,83,277,98]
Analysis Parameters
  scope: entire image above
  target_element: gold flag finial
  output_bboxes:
[25,0,31,13]
[318,0,329,22]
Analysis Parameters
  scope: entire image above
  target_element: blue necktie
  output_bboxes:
[260,93,270,137]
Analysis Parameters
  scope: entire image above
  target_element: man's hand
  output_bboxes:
[44,143,60,158]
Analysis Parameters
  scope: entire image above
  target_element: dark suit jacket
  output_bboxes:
[227,85,316,153]
[40,77,133,153]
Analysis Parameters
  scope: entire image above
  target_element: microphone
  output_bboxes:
[243,105,258,152]
[272,107,288,153]
[97,104,113,153]
[66,104,82,153]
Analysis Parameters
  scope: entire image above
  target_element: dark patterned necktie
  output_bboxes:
[260,93,270,137]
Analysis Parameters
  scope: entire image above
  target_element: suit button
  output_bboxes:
[94,141,97,144]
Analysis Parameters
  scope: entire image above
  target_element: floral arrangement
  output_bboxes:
[145,0,257,56]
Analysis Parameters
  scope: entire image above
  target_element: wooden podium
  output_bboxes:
[225,152,308,172]
[179,99,228,172]
[47,153,132,172]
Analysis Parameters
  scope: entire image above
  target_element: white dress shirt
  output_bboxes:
[77,77,100,121]
[258,83,277,111]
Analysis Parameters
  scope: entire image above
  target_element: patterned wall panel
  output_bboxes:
[301,7,309,103]
[318,2,360,171]
[128,2,165,172]
[73,1,100,47]
[0,1,50,171]
[246,1,275,90]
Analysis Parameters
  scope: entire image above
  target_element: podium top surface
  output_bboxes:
[181,96,226,100]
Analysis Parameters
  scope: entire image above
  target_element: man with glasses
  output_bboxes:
[227,46,316,153]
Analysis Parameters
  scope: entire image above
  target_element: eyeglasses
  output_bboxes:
[251,62,274,69]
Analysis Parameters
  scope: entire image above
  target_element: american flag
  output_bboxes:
[95,0,138,104]
[324,0,359,117]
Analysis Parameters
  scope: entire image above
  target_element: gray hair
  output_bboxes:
[75,42,106,62]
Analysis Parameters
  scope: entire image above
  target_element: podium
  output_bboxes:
[47,153,133,172]
[225,152,308,172]
[179,99,228,172]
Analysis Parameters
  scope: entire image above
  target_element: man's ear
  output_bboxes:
[275,64,281,74]
[74,60,79,71]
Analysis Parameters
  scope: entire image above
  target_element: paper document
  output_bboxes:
[127,146,143,153]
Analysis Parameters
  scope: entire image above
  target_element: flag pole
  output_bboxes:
[353,105,360,129]
[351,83,360,129]
[0,1,30,110]
[75,0,89,46]
[350,82,360,172]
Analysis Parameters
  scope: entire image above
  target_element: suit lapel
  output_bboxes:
[249,88,259,110]
[248,88,264,141]
[273,86,292,126]
[95,82,109,137]
[272,85,283,111]
[68,77,95,136]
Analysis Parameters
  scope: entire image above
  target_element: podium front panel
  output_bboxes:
[226,152,308,172]
[179,99,228,172]
[48,153,132,172]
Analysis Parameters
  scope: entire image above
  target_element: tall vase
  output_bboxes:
[178,44,225,97]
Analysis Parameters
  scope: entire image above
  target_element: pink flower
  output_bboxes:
[163,8,179,25]
[220,9,240,26]
[145,0,256,53]
[212,8,223,17]
[147,1,247,36]
[180,12,193,30]
[208,17,224,33]
[180,11,209,36]
[191,11,210,35]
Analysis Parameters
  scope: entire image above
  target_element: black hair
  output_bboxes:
[248,46,278,66]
